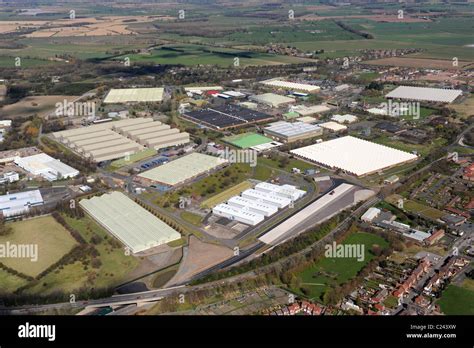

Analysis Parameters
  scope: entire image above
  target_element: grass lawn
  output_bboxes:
[0,216,78,277]
[258,156,315,173]
[403,200,446,220]
[294,232,388,301]
[438,284,474,315]
[201,180,253,208]
[385,194,446,220]
[24,215,139,295]
[0,268,28,294]
[180,211,203,226]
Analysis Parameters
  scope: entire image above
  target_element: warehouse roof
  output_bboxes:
[291,136,418,177]
[319,121,348,132]
[138,153,227,186]
[265,121,321,138]
[103,88,164,104]
[14,153,79,181]
[385,86,462,103]
[249,93,296,107]
[260,79,321,92]
[0,189,43,217]
[331,114,358,124]
[80,191,181,254]
[291,104,331,116]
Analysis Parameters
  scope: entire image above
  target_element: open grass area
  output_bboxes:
[293,232,388,302]
[385,194,446,221]
[109,148,156,169]
[438,284,474,315]
[180,211,203,226]
[23,214,139,295]
[0,268,28,294]
[0,55,56,68]
[371,134,446,157]
[201,180,253,209]
[0,216,78,278]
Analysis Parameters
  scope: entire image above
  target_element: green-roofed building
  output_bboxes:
[223,132,273,149]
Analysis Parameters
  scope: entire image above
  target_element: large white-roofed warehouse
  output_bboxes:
[291,136,418,177]
[385,86,462,103]
[137,153,228,187]
[103,88,164,104]
[79,191,181,254]
[51,118,189,162]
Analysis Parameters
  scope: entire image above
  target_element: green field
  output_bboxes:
[223,133,273,149]
[438,284,474,315]
[0,216,78,277]
[0,55,55,68]
[201,180,253,208]
[180,211,203,226]
[113,44,313,67]
[23,214,139,295]
[0,268,28,294]
[294,232,388,301]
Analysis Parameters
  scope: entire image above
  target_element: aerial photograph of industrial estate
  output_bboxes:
[0,0,472,345]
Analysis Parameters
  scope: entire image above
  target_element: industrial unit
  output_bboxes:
[249,93,296,108]
[259,79,321,93]
[385,86,462,103]
[103,88,165,104]
[212,204,265,226]
[51,118,189,162]
[263,121,322,143]
[182,105,273,130]
[318,121,348,133]
[138,153,228,187]
[291,136,418,177]
[79,191,181,254]
[0,190,44,218]
[331,114,358,124]
[291,104,331,116]
[254,182,306,201]
[213,182,306,226]
[14,153,79,181]
[241,189,292,209]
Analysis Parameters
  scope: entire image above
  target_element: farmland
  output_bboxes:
[113,44,314,67]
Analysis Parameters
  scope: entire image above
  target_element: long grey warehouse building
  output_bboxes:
[51,118,190,162]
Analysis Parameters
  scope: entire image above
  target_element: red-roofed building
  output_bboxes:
[463,163,474,181]
[425,229,445,246]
